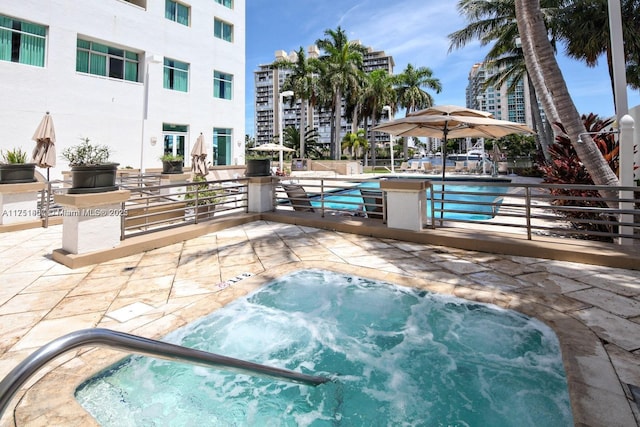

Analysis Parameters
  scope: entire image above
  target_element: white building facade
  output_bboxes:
[0,0,245,179]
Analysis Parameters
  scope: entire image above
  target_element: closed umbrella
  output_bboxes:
[31,112,57,179]
[191,132,208,176]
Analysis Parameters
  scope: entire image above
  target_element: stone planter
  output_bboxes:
[68,163,119,194]
[162,160,184,174]
[0,163,37,184]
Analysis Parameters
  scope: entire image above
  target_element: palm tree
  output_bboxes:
[394,64,442,115]
[393,64,442,159]
[556,0,640,92]
[514,0,619,199]
[316,26,368,160]
[449,0,555,159]
[283,126,323,159]
[360,69,396,167]
[341,129,368,161]
[274,47,321,159]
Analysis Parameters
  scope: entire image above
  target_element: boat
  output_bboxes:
[446,150,488,162]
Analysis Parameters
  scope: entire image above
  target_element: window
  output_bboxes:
[163,123,188,159]
[215,0,233,8]
[165,0,190,26]
[214,71,233,100]
[76,38,139,81]
[213,128,232,165]
[214,18,233,42]
[163,58,189,92]
[0,15,46,67]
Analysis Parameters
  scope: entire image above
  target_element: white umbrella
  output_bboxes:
[191,132,208,176]
[249,143,295,153]
[31,112,57,179]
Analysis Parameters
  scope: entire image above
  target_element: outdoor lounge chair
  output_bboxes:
[421,162,432,173]
[400,162,409,172]
[455,161,466,172]
[466,160,479,173]
[360,189,384,219]
[282,184,315,212]
[409,162,420,172]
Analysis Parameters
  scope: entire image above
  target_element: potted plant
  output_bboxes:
[161,154,184,174]
[0,148,36,183]
[61,138,119,194]
[185,176,222,220]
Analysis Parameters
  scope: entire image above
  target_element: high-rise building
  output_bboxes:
[466,62,543,127]
[1,0,245,179]
[253,44,394,147]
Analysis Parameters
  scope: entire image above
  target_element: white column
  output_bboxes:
[380,179,427,231]
[248,177,274,213]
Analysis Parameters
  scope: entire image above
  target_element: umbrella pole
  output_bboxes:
[440,126,448,220]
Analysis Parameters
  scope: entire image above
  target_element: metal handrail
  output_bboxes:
[0,328,331,418]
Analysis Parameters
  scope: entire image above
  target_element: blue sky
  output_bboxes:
[245,0,640,136]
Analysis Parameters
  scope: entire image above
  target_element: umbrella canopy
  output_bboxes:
[31,112,57,169]
[249,143,295,153]
[191,133,208,176]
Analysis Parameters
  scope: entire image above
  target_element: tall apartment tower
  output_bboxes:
[254,45,394,147]
[1,0,245,179]
[466,62,540,127]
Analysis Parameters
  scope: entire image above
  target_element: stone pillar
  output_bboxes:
[54,190,130,254]
[380,179,428,231]
[248,176,274,213]
[0,181,46,226]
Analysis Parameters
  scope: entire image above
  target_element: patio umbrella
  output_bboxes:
[250,143,295,173]
[373,105,534,217]
[191,132,208,176]
[31,111,57,180]
[373,105,534,181]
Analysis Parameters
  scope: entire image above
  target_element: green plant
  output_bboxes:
[160,154,184,162]
[62,138,111,166]
[537,114,618,241]
[185,176,222,207]
[1,148,29,164]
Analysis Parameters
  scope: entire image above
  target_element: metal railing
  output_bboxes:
[0,328,330,419]
[273,177,640,244]
[120,177,249,239]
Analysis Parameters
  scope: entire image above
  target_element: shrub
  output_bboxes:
[537,114,618,240]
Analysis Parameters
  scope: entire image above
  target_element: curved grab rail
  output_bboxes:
[0,328,330,418]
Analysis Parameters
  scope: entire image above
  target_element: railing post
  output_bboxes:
[525,186,532,240]
[618,115,635,245]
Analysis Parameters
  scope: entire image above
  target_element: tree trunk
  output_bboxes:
[515,0,620,200]
[333,88,342,160]
[300,100,307,158]
[526,73,551,161]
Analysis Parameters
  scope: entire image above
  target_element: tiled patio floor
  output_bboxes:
[0,221,639,426]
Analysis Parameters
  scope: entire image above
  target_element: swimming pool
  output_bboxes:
[76,269,572,426]
[311,180,508,220]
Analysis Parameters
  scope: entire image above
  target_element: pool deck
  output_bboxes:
[0,220,639,426]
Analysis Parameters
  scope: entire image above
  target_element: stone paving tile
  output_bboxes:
[0,290,68,316]
[434,258,488,274]
[10,313,103,352]
[572,307,640,352]
[465,270,532,292]
[574,272,640,297]
[567,288,640,319]
[516,271,591,294]
[21,273,87,294]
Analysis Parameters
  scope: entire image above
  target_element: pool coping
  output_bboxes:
[10,261,636,426]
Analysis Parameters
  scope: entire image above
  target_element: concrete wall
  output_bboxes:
[1,0,245,179]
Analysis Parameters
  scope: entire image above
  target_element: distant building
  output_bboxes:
[254,44,394,148]
[466,62,543,127]
[0,0,245,179]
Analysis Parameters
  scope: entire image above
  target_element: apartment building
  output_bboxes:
[0,0,245,179]
[254,45,394,147]
[466,62,540,127]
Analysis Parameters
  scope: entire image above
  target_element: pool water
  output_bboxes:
[312,181,507,220]
[76,270,573,426]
